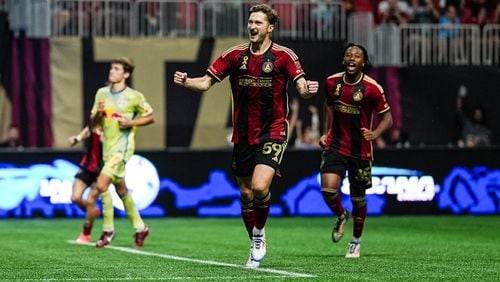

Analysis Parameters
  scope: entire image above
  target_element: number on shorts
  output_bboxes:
[262,141,284,159]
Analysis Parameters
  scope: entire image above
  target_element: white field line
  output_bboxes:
[67,240,316,278]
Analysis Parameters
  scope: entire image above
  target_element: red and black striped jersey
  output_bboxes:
[324,72,390,160]
[79,130,103,173]
[207,42,305,145]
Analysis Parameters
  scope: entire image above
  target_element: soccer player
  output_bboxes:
[174,4,318,268]
[68,125,102,244]
[319,43,393,258]
[91,57,154,248]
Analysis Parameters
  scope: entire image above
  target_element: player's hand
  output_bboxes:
[319,134,328,148]
[306,80,319,95]
[68,135,79,146]
[118,117,134,129]
[97,100,106,115]
[174,71,188,86]
[361,128,377,141]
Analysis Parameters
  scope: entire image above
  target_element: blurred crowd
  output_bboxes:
[345,0,499,26]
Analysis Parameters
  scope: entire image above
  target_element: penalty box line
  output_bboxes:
[67,240,316,278]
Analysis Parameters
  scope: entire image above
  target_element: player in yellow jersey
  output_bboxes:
[90,57,154,248]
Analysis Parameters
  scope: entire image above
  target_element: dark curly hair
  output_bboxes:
[343,43,370,65]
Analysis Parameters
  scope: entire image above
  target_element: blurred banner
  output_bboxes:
[0,148,498,218]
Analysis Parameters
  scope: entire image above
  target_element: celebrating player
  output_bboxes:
[174,4,318,268]
[319,43,393,258]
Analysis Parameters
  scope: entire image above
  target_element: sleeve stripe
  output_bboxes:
[292,73,305,83]
[364,75,385,93]
[207,69,222,82]
[221,43,248,58]
[327,72,343,80]
[272,43,299,60]
[378,107,391,114]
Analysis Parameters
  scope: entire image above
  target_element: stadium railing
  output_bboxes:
[348,12,498,66]
[8,0,346,40]
[482,24,500,66]
[5,0,498,66]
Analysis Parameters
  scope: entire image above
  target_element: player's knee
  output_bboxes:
[321,188,339,199]
[252,185,267,195]
[70,195,81,204]
[351,196,366,208]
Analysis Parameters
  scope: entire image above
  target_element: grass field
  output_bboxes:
[0,216,499,281]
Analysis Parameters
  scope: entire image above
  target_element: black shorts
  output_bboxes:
[320,150,372,194]
[231,140,287,178]
[75,168,99,187]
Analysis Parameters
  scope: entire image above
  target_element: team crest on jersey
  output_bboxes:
[117,96,127,109]
[240,56,249,70]
[353,90,364,102]
[262,60,273,73]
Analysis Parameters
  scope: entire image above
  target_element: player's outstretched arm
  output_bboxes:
[295,77,319,99]
[174,71,216,92]
[68,126,91,146]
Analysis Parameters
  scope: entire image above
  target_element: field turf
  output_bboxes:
[0,216,499,281]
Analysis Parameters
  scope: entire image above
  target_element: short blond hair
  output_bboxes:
[112,57,135,74]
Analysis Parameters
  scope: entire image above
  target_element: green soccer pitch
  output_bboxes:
[0,216,499,281]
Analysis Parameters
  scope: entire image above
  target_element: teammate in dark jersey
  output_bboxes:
[174,4,318,268]
[68,125,103,244]
[319,43,393,258]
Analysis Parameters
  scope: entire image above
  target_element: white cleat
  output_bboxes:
[245,251,260,269]
[332,210,350,243]
[345,240,361,258]
[251,227,267,262]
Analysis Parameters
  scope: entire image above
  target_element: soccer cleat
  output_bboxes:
[332,210,350,243]
[95,230,115,248]
[245,252,260,269]
[345,240,361,258]
[75,233,90,244]
[134,226,150,247]
[251,228,266,262]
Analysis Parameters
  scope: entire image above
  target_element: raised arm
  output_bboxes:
[174,72,217,92]
[295,77,319,99]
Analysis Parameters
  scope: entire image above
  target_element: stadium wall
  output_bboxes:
[3,37,500,149]
[0,148,498,218]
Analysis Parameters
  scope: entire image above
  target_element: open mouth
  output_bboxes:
[250,30,258,36]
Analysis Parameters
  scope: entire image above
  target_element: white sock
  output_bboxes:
[253,227,265,236]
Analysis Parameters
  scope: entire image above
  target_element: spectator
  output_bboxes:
[439,5,460,38]
[411,0,440,23]
[438,5,464,64]
[493,2,500,24]
[407,0,440,63]
[0,124,22,149]
[378,0,413,25]
[455,85,492,148]
[311,0,335,35]
[295,105,321,149]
